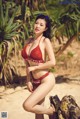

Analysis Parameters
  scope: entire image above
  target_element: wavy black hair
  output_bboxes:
[35,14,51,39]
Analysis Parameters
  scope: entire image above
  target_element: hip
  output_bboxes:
[32,71,55,91]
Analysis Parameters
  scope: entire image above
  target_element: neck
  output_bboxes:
[34,34,43,40]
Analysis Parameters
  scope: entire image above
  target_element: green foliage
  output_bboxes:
[49,68,56,73]
[0,0,23,85]
[67,51,74,57]
[0,1,21,42]
[45,0,80,40]
[0,40,20,85]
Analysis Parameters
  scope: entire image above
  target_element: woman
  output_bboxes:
[21,14,56,119]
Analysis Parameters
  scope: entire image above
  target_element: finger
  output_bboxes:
[30,85,33,92]
[29,88,33,92]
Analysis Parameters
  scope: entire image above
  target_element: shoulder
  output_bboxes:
[43,37,53,50]
[43,37,51,45]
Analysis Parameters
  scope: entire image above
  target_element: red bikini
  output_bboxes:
[32,72,49,91]
[21,41,44,63]
[21,38,49,90]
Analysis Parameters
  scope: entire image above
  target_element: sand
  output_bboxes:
[0,81,80,119]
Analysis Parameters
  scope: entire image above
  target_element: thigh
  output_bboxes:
[38,98,45,105]
[24,74,55,107]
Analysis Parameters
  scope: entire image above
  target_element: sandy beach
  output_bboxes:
[0,80,80,119]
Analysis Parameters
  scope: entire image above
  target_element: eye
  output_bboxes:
[40,24,44,26]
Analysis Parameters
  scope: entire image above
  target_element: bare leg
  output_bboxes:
[35,98,45,119]
[23,74,55,115]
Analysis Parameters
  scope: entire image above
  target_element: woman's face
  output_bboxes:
[34,18,47,35]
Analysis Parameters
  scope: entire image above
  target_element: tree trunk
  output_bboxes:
[56,35,76,56]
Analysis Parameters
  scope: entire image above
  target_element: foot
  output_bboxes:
[48,105,56,115]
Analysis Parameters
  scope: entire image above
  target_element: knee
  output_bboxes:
[23,101,32,112]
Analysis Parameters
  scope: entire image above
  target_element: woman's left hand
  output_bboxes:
[28,66,37,73]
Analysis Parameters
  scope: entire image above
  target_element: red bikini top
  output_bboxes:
[21,39,44,63]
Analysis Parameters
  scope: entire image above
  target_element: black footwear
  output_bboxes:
[49,95,61,112]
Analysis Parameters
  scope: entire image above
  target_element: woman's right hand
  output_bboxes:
[26,81,33,92]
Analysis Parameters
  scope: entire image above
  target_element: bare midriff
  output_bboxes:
[26,59,49,80]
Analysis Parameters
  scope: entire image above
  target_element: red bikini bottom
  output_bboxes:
[32,72,50,91]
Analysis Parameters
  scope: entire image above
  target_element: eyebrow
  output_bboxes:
[35,21,45,25]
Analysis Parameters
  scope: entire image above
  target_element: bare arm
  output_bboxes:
[28,38,56,72]
[25,61,33,92]
[25,61,31,83]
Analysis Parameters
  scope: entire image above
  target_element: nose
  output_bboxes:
[36,24,40,28]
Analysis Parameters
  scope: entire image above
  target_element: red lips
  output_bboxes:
[35,28,40,32]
